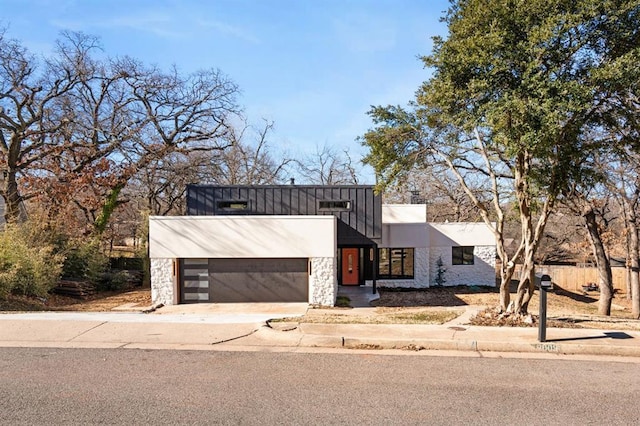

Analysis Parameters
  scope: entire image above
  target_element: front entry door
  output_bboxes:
[341,248,360,285]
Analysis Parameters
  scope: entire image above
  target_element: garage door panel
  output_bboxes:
[209,258,308,303]
[210,258,308,273]
[180,258,308,303]
[210,271,307,302]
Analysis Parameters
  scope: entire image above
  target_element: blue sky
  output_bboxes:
[1,0,449,183]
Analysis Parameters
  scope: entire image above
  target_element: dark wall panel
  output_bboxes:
[186,185,382,243]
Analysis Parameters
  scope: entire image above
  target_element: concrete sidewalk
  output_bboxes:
[1,309,639,357]
[0,303,308,350]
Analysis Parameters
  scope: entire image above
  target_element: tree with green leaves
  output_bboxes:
[362,0,640,314]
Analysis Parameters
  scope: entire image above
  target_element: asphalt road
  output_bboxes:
[1,348,639,425]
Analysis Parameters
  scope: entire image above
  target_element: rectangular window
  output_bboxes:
[318,200,351,211]
[378,248,414,279]
[216,200,249,211]
[452,246,474,265]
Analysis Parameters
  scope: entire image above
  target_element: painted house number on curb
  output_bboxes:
[533,343,558,352]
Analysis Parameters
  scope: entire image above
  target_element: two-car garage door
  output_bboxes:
[180,258,309,303]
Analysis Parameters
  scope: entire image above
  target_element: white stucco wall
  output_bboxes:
[428,222,496,246]
[382,204,427,223]
[149,216,336,259]
[382,223,428,248]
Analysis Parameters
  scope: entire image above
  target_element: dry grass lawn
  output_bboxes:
[373,285,639,330]
[1,283,638,330]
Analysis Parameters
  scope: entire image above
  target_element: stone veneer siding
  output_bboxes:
[150,258,175,305]
[309,257,337,306]
[429,245,497,287]
[366,247,429,289]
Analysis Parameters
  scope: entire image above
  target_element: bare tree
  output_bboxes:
[383,165,485,222]
[0,30,95,223]
[295,144,360,185]
[209,119,292,185]
[1,30,240,233]
[129,118,292,217]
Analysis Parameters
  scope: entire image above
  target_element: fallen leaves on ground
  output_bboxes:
[0,288,151,312]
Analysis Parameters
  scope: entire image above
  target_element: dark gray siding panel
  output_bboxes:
[274,187,283,214]
[186,185,382,243]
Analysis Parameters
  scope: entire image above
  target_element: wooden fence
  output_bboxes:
[512,264,628,294]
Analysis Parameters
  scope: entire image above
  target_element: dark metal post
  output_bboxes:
[538,274,552,342]
[372,246,377,295]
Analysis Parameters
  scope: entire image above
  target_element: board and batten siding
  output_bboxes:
[185,185,382,245]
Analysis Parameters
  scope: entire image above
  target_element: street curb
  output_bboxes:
[332,336,640,357]
[263,326,640,357]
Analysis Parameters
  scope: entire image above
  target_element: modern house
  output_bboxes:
[149,185,496,306]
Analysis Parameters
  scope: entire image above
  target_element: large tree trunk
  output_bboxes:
[2,173,25,224]
[1,137,27,224]
[512,153,540,315]
[494,231,520,313]
[498,255,518,312]
[583,205,613,316]
[626,266,632,300]
[514,242,536,314]
[621,198,640,319]
[628,221,640,319]
[499,268,513,312]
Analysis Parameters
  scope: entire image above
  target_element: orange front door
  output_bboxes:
[341,248,360,285]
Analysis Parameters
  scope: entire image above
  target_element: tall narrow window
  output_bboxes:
[377,248,414,279]
[452,246,474,265]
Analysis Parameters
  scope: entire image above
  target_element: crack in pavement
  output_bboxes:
[209,328,260,345]
[68,321,108,342]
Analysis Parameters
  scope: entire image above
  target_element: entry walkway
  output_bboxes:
[337,285,379,307]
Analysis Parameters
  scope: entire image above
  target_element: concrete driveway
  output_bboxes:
[154,302,309,320]
[0,302,308,324]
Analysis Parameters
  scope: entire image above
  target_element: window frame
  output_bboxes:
[318,200,352,211]
[452,246,475,265]
[216,200,249,211]
[378,247,414,279]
